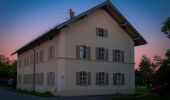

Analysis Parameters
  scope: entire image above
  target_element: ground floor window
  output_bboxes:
[96,72,109,85]
[113,73,125,85]
[23,74,33,84]
[35,73,44,85]
[47,72,55,86]
[76,71,91,86]
[18,75,22,84]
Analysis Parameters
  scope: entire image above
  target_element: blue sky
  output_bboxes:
[0,0,170,67]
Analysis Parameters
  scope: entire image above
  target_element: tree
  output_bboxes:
[161,17,170,39]
[139,55,153,86]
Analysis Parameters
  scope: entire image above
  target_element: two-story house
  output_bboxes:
[12,1,146,96]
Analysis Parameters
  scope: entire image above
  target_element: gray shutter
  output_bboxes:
[76,46,80,59]
[113,73,116,85]
[113,50,115,62]
[122,73,125,85]
[96,48,99,60]
[105,73,109,85]
[96,28,99,36]
[104,29,108,37]
[88,72,91,85]
[121,51,124,62]
[87,47,91,60]
[105,49,108,61]
[76,72,80,85]
[96,72,99,85]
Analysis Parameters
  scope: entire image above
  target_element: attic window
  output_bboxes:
[96,28,108,37]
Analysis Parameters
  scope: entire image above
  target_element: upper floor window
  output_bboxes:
[35,52,39,63]
[39,50,44,62]
[96,28,108,37]
[18,59,22,67]
[113,73,125,85]
[76,71,91,86]
[113,50,124,62]
[96,72,109,85]
[96,47,108,61]
[30,54,34,64]
[76,45,90,59]
[48,46,55,60]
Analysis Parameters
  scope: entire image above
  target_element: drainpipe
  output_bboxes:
[32,49,35,92]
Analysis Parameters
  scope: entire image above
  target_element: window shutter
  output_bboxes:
[113,50,115,62]
[122,73,125,85]
[96,28,99,36]
[104,29,108,37]
[96,48,99,60]
[96,72,99,85]
[121,51,124,62]
[113,73,117,85]
[105,49,109,61]
[105,73,109,85]
[76,72,80,85]
[76,45,80,59]
[48,47,50,60]
[88,72,91,85]
[52,46,55,59]
[87,47,91,60]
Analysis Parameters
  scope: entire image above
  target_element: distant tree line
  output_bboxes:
[135,49,170,88]
[0,55,17,86]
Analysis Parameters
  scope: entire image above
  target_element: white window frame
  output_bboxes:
[80,72,88,85]
[79,46,87,59]
[99,72,105,85]
[99,48,105,60]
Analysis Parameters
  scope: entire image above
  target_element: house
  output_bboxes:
[12,0,147,96]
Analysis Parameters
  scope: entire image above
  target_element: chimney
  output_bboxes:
[69,9,75,19]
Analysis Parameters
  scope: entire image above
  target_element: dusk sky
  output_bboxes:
[0,0,170,68]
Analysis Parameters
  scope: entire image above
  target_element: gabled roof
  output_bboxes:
[12,0,147,55]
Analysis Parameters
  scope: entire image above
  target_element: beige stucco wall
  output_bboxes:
[61,8,135,96]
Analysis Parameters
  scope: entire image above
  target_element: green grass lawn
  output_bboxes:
[114,86,170,100]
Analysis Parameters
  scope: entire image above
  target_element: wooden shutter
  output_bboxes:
[113,73,117,85]
[87,47,91,60]
[113,50,115,62]
[88,72,91,85]
[105,73,109,85]
[121,51,124,62]
[96,72,99,85]
[76,45,80,59]
[122,73,125,85]
[76,72,80,85]
[105,49,108,61]
[104,29,108,37]
[96,28,99,36]
[96,48,99,60]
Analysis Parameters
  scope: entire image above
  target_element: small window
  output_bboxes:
[39,50,44,62]
[96,48,108,61]
[113,73,125,85]
[113,50,124,62]
[76,71,91,86]
[76,45,90,59]
[96,72,109,85]
[48,46,55,60]
[96,28,108,37]
[47,72,55,86]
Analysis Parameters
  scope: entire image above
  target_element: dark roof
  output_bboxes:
[11,0,147,55]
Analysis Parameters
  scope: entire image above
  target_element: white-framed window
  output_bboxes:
[76,45,90,59]
[96,48,108,61]
[96,72,109,85]
[30,54,34,64]
[35,73,44,85]
[18,75,22,84]
[48,46,55,60]
[96,28,108,37]
[35,52,39,63]
[76,71,91,86]
[23,74,33,84]
[47,72,55,86]
[39,50,44,62]
[113,73,125,85]
[18,59,22,67]
[113,50,124,62]
[26,56,29,65]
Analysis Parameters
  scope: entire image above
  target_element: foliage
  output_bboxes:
[161,17,170,39]
[138,55,153,85]
[0,54,17,86]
